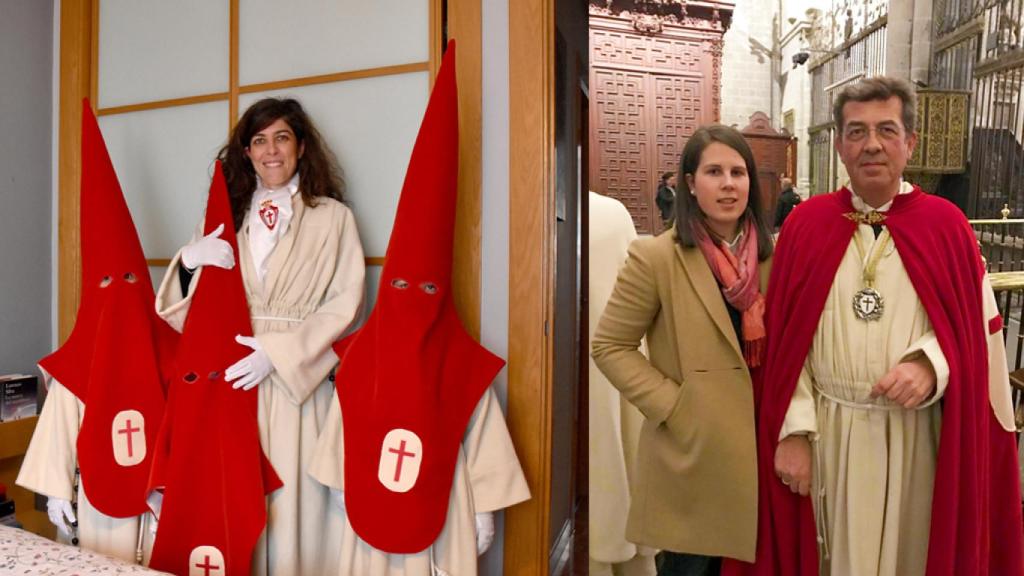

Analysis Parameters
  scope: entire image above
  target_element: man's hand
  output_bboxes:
[774,434,812,496]
[870,356,936,409]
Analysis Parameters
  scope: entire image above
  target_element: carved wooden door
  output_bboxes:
[589,8,728,234]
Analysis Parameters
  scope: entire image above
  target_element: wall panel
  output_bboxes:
[98,0,229,108]
[238,0,428,85]
[239,71,429,258]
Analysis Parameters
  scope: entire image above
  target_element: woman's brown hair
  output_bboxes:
[674,124,774,262]
[218,98,345,230]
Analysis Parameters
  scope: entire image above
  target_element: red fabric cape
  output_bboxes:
[332,40,506,554]
[37,101,176,518]
[724,187,1024,575]
[148,163,281,576]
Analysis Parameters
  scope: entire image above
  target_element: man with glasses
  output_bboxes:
[730,77,1024,576]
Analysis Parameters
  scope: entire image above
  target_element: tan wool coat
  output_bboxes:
[592,229,769,562]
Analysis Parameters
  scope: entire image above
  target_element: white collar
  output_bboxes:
[254,172,300,199]
[723,228,744,252]
[849,179,913,214]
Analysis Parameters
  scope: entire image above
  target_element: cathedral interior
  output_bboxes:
[591,0,1024,379]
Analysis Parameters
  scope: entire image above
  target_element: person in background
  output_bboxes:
[593,125,773,576]
[589,191,656,576]
[773,176,801,231]
[656,171,677,229]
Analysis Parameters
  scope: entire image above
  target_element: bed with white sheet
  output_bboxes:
[0,525,168,575]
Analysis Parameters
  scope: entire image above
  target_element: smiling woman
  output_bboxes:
[245,118,304,190]
[154,96,366,576]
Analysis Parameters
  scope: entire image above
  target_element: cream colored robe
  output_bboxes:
[156,196,366,576]
[781,186,1016,576]
[17,377,158,564]
[307,384,530,576]
[587,192,654,576]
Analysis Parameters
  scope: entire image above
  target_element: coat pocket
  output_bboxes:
[662,367,749,451]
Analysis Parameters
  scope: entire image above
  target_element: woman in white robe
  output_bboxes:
[156,97,365,576]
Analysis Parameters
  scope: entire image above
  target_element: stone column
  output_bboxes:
[886,0,913,78]
[910,0,933,84]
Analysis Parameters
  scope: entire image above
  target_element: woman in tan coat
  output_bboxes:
[592,125,772,576]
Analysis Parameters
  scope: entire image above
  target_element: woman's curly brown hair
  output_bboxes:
[218,98,345,230]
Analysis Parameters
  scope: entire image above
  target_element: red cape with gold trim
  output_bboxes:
[722,187,1024,575]
[36,101,177,518]
[148,163,281,576]
[332,41,506,554]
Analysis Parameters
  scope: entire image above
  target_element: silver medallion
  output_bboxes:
[853,287,884,321]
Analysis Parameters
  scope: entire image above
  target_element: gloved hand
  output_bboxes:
[181,223,235,270]
[226,335,274,391]
[475,512,495,556]
[47,497,76,537]
[330,488,346,511]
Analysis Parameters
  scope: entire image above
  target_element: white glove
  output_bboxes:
[330,488,346,512]
[474,512,495,556]
[226,335,274,391]
[46,497,76,537]
[181,223,235,270]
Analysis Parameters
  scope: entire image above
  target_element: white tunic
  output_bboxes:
[17,377,158,564]
[307,386,531,576]
[781,185,1016,576]
[156,195,366,576]
[587,192,654,573]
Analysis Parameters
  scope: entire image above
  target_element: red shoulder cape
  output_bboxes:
[148,163,281,576]
[724,187,1024,575]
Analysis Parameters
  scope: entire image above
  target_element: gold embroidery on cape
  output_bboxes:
[843,211,887,226]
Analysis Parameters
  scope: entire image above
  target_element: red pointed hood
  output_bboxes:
[36,100,176,518]
[380,39,459,290]
[40,100,167,396]
[172,163,253,375]
[332,40,509,554]
[148,162,280,576]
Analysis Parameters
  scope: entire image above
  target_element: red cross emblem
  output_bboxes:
[388,440,417,482]
[189,546,224,576]
[112,410,146,466]
[259,200,279,230]
[195,555,219,576]
[118,419,140,458]
[378,429,423,493]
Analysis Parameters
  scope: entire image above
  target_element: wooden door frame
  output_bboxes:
[505,1,556,574]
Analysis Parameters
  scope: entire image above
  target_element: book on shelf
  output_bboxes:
[0,374,39,422]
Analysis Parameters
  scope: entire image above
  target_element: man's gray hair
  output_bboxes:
[832,76,917,133]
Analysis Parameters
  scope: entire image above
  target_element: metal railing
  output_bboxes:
[988,270,1024,429]
[971,208,1024,271]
